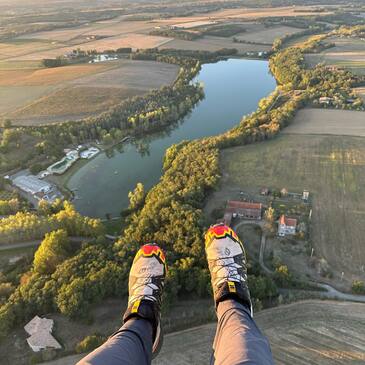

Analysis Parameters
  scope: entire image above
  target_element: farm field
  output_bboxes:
[234,25,304,45]
[40,301,365,365]
[4,60,179,125]
[160,35,272,53]
[215,108,365,285]
[154,301,365,365]
[282,108,365,136]
[305,36,365,75]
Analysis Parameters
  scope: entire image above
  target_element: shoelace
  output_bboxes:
[129,276,163,305]
[211,257,247,284]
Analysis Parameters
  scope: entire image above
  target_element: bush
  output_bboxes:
[351,280,365,295]
[75,334,105,353]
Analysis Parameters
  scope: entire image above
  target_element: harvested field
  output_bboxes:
[219,119,365,283]
[5,60,179,125]
[7,86,142,125]
[234,25,303,45]
[69,60,179,90]
[0,63,113,86]
[160,35,272,53]
[0,85,52,114]
[0,39,65,61]
[206,6,333,20]
[282,108,365,137]
[41,301,365,365]
[11,33,173,61]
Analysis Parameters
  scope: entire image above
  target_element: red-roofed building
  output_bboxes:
[278,215,297,236]
[226,200,262,220]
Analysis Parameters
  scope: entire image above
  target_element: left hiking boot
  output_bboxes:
[205,223,253,316]
[123,243,167,357]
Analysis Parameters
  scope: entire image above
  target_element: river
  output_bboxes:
[67,58,276,217]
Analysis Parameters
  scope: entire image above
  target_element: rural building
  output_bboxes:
[226,200,263,220]
[261,188,270,196]
[278,215,297,237]
[13,175,52,195]
[24,316,62,352]
[302,190,310,202]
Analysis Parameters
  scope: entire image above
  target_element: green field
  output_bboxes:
[220,133,365,285]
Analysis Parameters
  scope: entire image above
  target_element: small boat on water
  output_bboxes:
[114,170,118,175]
[121,136,130,143]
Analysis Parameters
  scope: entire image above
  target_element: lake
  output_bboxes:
[67,58,276,217]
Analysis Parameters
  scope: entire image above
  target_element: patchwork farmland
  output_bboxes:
[216,108,365,286]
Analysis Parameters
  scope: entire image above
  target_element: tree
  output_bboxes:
[33,229,71,274]
[1,119,12,129]
[351,280,365,295]
[128,183,145,211]
[263,207,276,235]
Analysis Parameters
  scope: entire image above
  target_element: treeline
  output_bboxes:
[0,198,20,216]
[0,201,103,245]
[150,29,200,41]
[1,28,364,339]
[272,26,329,51]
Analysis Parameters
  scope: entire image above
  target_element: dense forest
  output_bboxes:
[0,25,364,338]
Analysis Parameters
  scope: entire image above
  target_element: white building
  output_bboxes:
[24,316,62,352]
[80,147,100,159]
[278,215,297,237]
[13,175,52,195]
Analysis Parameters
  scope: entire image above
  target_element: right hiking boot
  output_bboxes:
[123,243,167,357]
[205,223,253,316]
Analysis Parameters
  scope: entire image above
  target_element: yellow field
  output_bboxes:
[234,25,304,45]
[0,63,113,86]
[3,60,179,125]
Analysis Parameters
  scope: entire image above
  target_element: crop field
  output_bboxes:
[218,110,365,284]
[5,60,179,125]
[160,35,272,53]
[0,63,113,86]
[305,36,365,75]
[206,6,333,20]
[152,301,365,365]
[234,25,303,45]
[282,108,365,137]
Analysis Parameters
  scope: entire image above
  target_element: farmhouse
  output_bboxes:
[24,316,62,352]
[278,215,297,237]
[226,200,263,220]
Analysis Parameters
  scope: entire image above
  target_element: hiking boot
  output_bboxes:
[205,223,253,316]
[123,244,167,357]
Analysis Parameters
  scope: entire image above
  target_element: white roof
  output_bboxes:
[27,332,62,351]
[13,175,51,194]
[24,315,53,335]
[24,316,61,351]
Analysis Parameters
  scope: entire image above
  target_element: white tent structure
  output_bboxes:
[24,316,62,352]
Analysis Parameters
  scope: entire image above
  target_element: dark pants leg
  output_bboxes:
[76,318,153,365]
[211,299,274,365]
